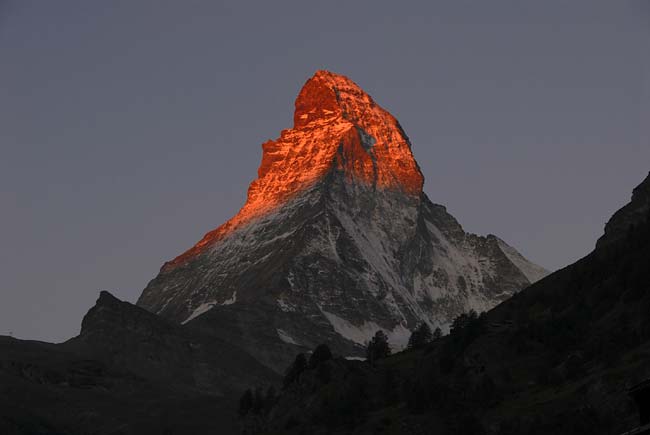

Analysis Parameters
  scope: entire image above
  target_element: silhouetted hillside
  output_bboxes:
[245,173,650,435]
[0,292,278,435]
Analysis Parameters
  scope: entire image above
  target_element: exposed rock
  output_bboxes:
[137,70,547,372]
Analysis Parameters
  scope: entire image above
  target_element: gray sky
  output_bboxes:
[1,1,649,342]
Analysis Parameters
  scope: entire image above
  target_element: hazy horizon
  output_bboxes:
[1,0,648,342]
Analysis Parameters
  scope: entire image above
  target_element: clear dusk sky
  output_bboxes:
[1,0,649,342]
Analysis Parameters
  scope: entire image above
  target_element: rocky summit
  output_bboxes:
[137,70,547,372]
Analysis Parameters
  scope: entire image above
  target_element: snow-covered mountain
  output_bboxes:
[137,70,546,371]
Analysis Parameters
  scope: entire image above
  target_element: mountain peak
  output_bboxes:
[162,71,424,271]
[292,70,346,127]
[292,70,374,128]
[80,291,168,337]
[139,72,545,368]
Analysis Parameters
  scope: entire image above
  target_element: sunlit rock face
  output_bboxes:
[137,70,546,372]
[160,71,424,272]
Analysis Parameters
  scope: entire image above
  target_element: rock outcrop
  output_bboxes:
[597,172,650,248]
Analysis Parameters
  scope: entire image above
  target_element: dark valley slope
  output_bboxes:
[0,292,278,435]
[248,172,650,435]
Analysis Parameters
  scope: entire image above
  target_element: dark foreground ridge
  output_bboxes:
[0,292,278,435]
[241,172,650,435]
[1,172,647,435]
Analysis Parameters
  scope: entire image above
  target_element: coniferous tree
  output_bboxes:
[366,330,391,365]
[263,386,277,414]
[252,387,265,414]
[451,310,479,335]
[238,388,253,416]
[283,353,307,388]
[317,361,332,384]
[433,326,443,341]
[407,323,433,349]
[308,344,333,369]
[448,310,486,353]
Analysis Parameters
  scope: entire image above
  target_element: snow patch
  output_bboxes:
[181,291,236,324]
[182,302,215,324]
[321,309,411,350]
[222,291,237,305]
[277,298,296,312]
[277,328,300,345]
